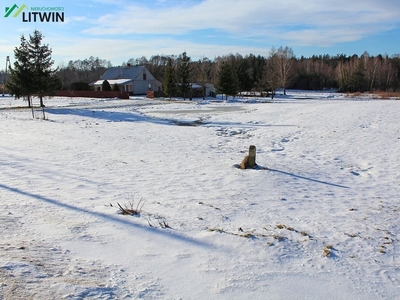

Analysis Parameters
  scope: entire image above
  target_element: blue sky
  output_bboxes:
[1,0,400,68]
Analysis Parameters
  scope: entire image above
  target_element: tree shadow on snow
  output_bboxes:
[267,168,350,189]
[0,183,213,249]
[47,108,174,126]
[47,108,298,129]
[204,121,296,128]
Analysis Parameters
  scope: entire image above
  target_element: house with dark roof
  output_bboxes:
[93,65,162,95]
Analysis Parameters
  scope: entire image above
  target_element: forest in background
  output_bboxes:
[2,47,400,95]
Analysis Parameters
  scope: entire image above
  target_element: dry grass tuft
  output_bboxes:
[147,215,171,229]
[117,197,145,216]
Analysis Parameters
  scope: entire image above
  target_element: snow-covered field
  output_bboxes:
[0,91,399,299]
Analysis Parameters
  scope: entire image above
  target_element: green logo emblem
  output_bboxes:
[4,4,28,17]
[4,4,64,22]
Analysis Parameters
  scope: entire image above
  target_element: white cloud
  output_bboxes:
[82,0,400,46]
[2,0,399,67]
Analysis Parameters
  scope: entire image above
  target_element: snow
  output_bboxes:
[93,79,133,86]
[0,91,399,299]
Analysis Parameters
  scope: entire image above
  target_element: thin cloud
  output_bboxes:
[83,0,400,46]
[2,0,399,66]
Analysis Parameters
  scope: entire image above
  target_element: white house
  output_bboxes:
[93,65,162,95]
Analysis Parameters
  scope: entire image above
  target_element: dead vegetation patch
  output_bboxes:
[347,91,400,100]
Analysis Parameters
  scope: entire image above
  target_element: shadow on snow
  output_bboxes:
[47,108,172,125]
[0,183,213,249]
[268,168,350,189]
[47,107,297,129]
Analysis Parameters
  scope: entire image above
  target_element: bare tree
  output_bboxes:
[264,48,280,98]
[276,46,295,95]
[198,57,212,99]
[382,55,396,91]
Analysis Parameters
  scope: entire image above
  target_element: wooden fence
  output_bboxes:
[56,90,130,99]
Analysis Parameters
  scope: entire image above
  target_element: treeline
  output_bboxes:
[294,52,400,92]
[123,49,400,95]
[57,56,112,90]
[48,48,400,94]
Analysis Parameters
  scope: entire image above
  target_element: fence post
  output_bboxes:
[247,145,256,168]
[240,145,257,169]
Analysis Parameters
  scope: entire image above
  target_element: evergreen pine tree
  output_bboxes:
[217,62,238,100]
[351,62,366,92]
[102,79,112,91]
[163,58,176,99]
[7,30,60,108]
[177,52,192,100]
[28,30,60,107]
[6,35,34,107]
[236,58,252,94]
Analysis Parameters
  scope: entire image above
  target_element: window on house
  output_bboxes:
[143,73,147,80]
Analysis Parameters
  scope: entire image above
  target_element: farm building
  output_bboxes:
[93,65,162,95]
